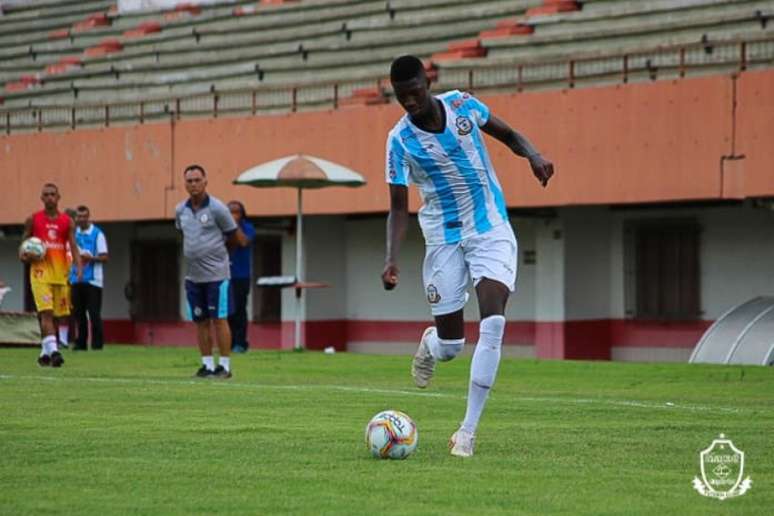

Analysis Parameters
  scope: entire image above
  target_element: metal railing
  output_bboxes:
[2,36,773,134]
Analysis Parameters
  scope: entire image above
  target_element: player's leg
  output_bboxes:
[451,224,517,457]
[31,280,59,366]
[88,285,104,350]
[186,280,214,377]
[56,317,69,349]
[49,285,71,367]
[209,279,233,379]
[412,244,469,388]
[56,285,72,348]
[229,278,249,352]
[72,283,88,350]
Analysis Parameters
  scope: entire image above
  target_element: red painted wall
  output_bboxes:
[104,318,711,359]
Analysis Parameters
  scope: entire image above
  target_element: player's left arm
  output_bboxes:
[68,218,83,281]
[481,115,555,187]
[90,232,109,263]
[215,201,245,249]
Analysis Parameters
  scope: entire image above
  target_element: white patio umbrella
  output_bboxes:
[234,154,366,350]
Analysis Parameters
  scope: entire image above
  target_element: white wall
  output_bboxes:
[699,204,774,318]
[304,216,348,321]
[508,217,537,320]
[4,203,772,333]
[0,237,25,311]
[344,216,427,321]
[100,223,133,320]
[563,207,612,320]
[608,202,774,321]
[342,215,539,322]
[535,217,564,321]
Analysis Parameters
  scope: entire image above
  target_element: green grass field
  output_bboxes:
[1,346,772,515]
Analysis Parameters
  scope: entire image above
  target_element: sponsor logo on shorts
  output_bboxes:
[455,116,473,136]
[193,307,202,317]
[426,284,441,304]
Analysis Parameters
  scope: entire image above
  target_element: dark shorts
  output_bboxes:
[185,279,232,322]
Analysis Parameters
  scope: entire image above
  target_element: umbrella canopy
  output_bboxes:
[234,155,366,351]
[234,154,366,189]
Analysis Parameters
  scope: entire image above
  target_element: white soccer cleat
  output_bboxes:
[449,428,476,458]
[411,326,437,389]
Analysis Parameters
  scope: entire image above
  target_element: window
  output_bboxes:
[129,240,180,321]
[625,220,701,320]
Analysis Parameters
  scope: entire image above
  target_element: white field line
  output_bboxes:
[0,374,743,413]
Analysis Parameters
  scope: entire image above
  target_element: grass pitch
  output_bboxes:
[1,346,772,515]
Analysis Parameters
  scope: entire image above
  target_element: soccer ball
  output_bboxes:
[365,410,418,459]
[20,237,46,259]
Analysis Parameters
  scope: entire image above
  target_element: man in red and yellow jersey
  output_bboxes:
[20,183,82,367]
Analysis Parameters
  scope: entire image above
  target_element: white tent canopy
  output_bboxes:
[235,154,366,350]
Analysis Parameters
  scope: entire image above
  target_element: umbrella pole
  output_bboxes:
[294,187,303,351]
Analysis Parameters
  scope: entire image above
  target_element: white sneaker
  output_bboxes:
[449,428,475,458]
[411,326,437,389]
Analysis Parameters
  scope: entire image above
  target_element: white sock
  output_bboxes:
[462,315,505,434]
[202,356,215,371]
[42,335,58,355]
[427,331,465,362]
[58,325,69,345]
[219,356,231,372]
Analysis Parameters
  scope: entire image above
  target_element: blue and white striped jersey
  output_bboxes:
[385,90,508,246]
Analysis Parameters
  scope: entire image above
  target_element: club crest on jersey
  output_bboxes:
[426,284,441,304]
[199,213,209,224]
[455,116,473,136]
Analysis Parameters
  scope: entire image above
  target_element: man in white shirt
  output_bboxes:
[70,206,109,351]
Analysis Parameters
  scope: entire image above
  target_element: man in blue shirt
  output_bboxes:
[227,201,256,353]
[69,205,109,351]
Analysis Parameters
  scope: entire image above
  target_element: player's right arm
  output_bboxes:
[383,132,412,291]
[383,185,408,290]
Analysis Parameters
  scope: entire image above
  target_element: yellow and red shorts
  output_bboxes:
[31,281,70,317]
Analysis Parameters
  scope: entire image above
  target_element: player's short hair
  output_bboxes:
[42,182,58,193]
[76,205,89,214]
[390,55,425,83]
[183,164,206,177]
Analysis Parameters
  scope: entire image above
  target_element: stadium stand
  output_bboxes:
[0,0,772,130]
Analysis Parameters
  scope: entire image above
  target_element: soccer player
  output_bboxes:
[175,165,245,379]
[20,183,82,367]
[382,56,554,457]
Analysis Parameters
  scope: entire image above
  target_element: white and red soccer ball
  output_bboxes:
[365,410,418,459]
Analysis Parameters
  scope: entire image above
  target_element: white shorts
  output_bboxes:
[422,223,518,316]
